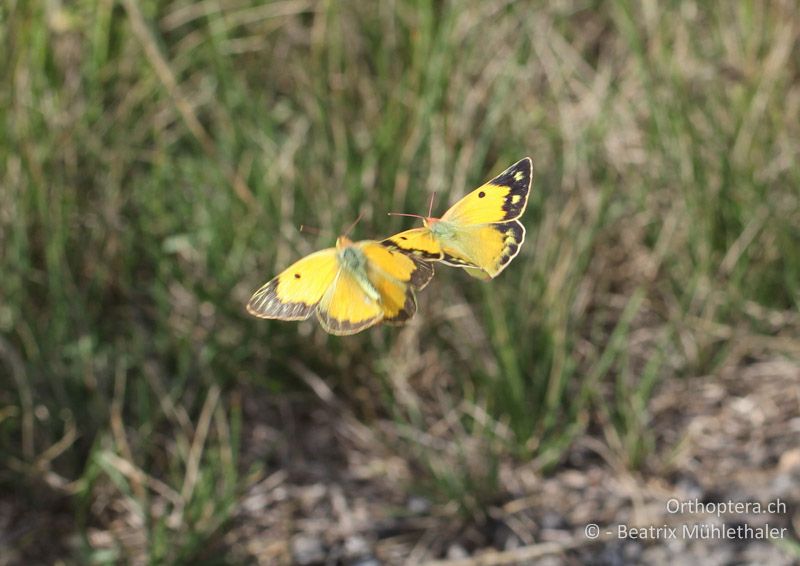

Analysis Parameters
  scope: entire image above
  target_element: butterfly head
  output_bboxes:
[336,236,355,254]
[422,216,440,228]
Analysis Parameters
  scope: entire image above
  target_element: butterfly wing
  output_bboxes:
[247,249,339,320]
[381,227,444,262]
[361,242,434,323]
[438,220,526,278]
[442,157,532,225]
[315,268,385,335]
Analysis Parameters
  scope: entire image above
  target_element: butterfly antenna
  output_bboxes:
[387,193,436,222]
[343,210,365,237]
[387,212,426,220]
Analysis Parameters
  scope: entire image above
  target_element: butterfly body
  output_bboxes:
[247,236,433,335]
[384,157,533,278]
[336,241,380,301]
[427,218,455,239]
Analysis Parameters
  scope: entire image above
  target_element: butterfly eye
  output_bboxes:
[478,191,486,198]
[294,273,301,279]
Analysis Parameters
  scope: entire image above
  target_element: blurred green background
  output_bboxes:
[2,0,799,563]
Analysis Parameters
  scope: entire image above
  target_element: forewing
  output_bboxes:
[247,249,339,320]
[440,220,526,278]
[382,228,444,263]
[442,157,532,225]
[316,271,384,335]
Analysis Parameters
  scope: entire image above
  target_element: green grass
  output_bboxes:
[1,0,799,562]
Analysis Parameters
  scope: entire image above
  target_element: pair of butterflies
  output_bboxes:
[246,157,533,335]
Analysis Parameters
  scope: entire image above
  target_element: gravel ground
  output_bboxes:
[215,356,799,565]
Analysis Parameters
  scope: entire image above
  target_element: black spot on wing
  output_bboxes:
[246,279,316,320]
[488,157,532,220]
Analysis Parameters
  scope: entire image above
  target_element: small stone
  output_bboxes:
[767,472,796,500]
[446,544,468,559]
[407,496,431,515]
[540,511,566,530]
[291,534,325,565]
[778,448,800,471]
[344,535,370,559]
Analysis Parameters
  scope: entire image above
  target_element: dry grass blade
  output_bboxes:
[180,384,221,506]
[0,336,34,460]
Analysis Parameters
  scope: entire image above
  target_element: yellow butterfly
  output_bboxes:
[246,236,434,335]
[383,157,532,279]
